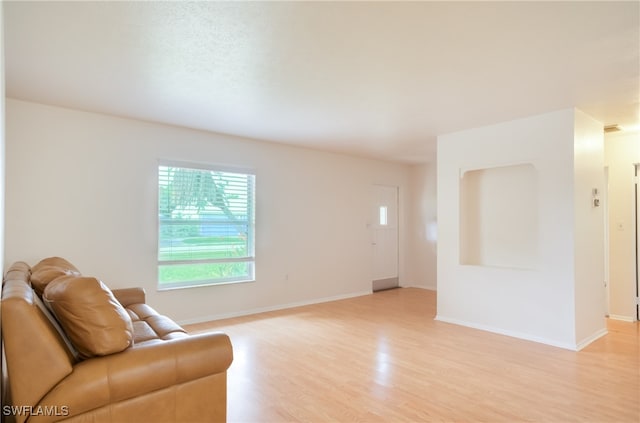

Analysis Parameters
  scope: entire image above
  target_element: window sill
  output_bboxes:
[157,278,255,292]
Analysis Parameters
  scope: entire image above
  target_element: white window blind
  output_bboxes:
[157,162,255,289]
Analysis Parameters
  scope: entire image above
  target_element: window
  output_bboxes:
[157,162,255,289]
[379,206,388,226]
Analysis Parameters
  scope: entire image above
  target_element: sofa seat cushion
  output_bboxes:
[44,275,135,359]
[126,303,188,345]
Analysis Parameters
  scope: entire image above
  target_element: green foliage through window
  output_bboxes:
[158,163,255,288]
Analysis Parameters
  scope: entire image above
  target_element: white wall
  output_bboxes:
[605,130,640,321]
[1,3,6,408]
[459,163,538,269]
[437,108,606,350]
[573,109,606,346]
[1,3,5,280]
[5,99,412,323]
[406,163,437,289]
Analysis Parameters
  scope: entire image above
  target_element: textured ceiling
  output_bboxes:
[4,1,639,163]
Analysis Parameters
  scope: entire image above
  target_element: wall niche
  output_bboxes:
[459,163,538,269]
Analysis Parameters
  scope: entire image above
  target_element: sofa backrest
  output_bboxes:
[1,262,74,421]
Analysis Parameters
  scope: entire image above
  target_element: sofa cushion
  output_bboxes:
[31,266,81,297]
[31,257,81,297]
[126,303,188,344]
[43,275,134,359]
[31,256,80,274]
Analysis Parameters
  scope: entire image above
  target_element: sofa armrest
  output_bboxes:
[111,287,146,307]
[36,332,233,420]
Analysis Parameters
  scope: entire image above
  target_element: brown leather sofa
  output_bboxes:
[1,258,233,423]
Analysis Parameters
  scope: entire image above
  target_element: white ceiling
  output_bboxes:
[4,1,639,163]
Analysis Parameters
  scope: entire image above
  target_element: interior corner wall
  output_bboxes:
[605,130,640,321]
[406,162,437,290]
[437,109,580,349]
[0,3,6,409]
[4,99,412,323]
[0,3,5,279]
[573,109,606,346]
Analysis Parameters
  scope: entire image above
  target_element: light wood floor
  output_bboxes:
[185,288,639,422]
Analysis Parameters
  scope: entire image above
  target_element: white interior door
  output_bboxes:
[371,185,399,291]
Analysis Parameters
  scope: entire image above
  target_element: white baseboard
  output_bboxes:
[178,290,373,326]
[575,328,608,351]
[402,284,437,291]
[434,315,579,351]
[608,314,636,323]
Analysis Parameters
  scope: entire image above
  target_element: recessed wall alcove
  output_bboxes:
[459,163,538,269]
[438,109,606,350]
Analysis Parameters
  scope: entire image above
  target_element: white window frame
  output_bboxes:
[157,160,255,290]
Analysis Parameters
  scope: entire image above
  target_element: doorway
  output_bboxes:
[604,167,610,317]
[635,164,639,320]
[371,185,399,291]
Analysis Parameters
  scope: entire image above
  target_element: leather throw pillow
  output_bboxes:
[31,266,80,297]
[30,257,81,297]
[43,275,134,359]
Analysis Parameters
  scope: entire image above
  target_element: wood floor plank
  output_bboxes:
[185,288,640,422]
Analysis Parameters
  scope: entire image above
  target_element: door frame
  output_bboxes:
[635,164,639,320]
[604,166,610,317]
[371,184,399,292]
